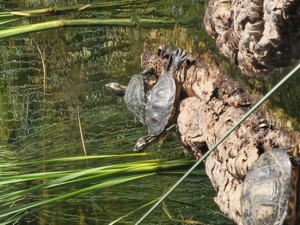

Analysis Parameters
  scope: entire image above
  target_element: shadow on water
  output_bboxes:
[0,0,298,224]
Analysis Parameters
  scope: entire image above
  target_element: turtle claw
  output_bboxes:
[172,48,187,76]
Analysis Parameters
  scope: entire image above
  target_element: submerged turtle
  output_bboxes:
[105,69,155,126]
[241,148,298,225]
[134,48,187,152]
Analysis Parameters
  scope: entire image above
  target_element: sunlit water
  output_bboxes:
[0,0,299,224]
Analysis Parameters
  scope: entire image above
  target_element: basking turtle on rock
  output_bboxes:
[241,148,298,225]
[134,48,187,152]
[105,47,170,125]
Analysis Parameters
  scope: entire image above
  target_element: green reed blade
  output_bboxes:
[0,17,197,39]
[0,173,154,220]
[109,198,159,225]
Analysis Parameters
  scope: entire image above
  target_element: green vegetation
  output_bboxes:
[0,0,298,224]
[0,2,212,223]
[0,150,196,224]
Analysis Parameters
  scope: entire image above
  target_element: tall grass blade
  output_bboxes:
[0,0,160,20]
[0,17,198,39]
[0,156,193,224]
[0,173,154,219]
[0,19,19,25]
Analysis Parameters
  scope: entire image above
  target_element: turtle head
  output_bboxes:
[133,135,157,152]
[105,83,126,97]
[140,46,173,76]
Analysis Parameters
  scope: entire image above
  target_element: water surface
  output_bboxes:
[0,0,299,224]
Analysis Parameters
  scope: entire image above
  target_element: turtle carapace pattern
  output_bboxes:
[241,148,297,225]
[105,69,155,126]
[134,48,187,152]
[123,75,147,125]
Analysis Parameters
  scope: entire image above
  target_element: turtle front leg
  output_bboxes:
[134,125,178,152]
[171,48,187,77]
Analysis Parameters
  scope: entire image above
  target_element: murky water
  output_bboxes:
[0,0,299,224]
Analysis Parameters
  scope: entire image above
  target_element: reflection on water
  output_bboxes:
[0,0,298,224]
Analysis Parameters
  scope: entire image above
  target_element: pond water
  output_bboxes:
[0,0,299,225]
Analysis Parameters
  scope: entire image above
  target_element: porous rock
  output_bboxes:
[141,49,300,224]
[204,0,300,75]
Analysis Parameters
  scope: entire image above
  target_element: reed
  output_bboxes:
[0,17,198,39]
[0,154,194,224]
[0,0,157,20]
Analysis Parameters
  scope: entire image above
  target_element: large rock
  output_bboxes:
[141,48,300,224]
[204,0,300,75]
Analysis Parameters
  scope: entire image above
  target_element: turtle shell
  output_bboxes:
[124,75,146,125]
[145,71,176,135]
[241,148,297,225]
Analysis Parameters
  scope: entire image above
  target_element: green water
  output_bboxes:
[0,0,299,224]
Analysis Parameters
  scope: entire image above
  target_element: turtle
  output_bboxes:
[241,148,298,225]
[105,68,155,126]
[133,48,187,152]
